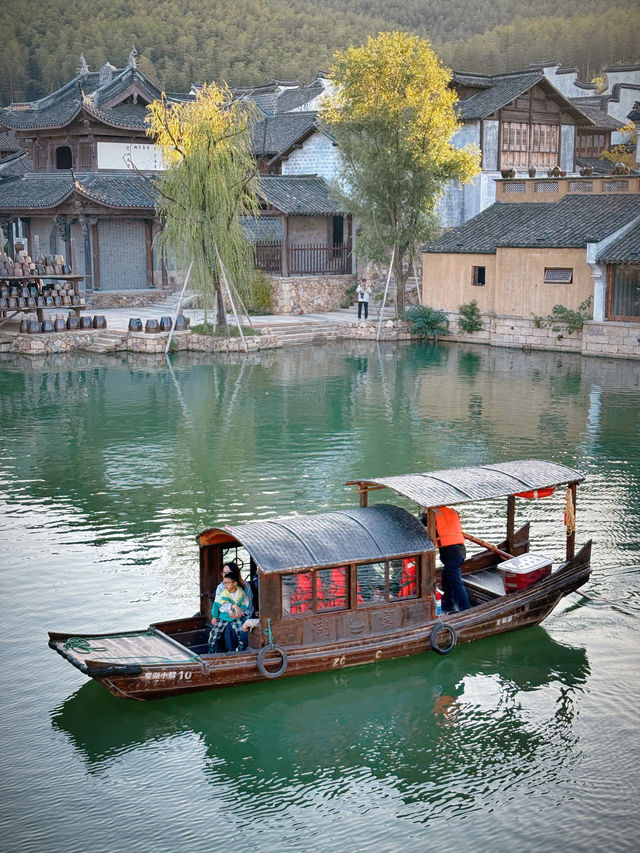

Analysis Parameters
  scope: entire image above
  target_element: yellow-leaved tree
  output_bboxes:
[147,84,259,330]
[321,31,480,315]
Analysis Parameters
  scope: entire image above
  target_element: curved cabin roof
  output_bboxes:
[198,504,434,573]
[347,460,584,509]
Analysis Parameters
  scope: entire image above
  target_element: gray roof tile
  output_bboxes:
[251,112,317,156]
[426,194,640,253]
[258,174,344,215]
[597,221,640,262]
[0,171,156,210]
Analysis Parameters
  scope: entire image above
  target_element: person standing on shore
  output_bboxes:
[356,277,371,320]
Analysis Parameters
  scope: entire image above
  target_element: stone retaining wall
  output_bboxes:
[443,312,639,359]
[270,275,355,314]
[87,289,172,308]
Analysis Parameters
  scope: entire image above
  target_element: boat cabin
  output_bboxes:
[197,503,436,650]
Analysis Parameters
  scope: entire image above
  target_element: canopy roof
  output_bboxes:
[348,460,584,509]
[200,504,434,573]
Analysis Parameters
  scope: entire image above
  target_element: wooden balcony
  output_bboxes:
[496,174,640,203]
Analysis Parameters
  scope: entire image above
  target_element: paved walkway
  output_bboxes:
[88,291,395,333]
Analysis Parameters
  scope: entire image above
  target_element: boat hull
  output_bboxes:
[49,541,591,700]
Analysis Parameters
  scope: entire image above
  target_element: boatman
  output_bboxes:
[433,506,471,613]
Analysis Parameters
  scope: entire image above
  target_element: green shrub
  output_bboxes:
[457,299,483,333]
[341,280,358,309]
[404,305,450,341]
[247,269,273,314]
[532,296,592,340]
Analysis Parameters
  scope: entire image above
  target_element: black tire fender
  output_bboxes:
[430,622,457,655]
[257,645,288,678]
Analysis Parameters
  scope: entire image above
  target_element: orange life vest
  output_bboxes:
[326,567,347,608]
[434,506,464,547]
[290,573,323,614]
[398,557,417,597]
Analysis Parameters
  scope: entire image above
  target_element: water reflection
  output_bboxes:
[52,628,588,817]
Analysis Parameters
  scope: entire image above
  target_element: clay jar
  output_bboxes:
[128,317,143,332]
[78,316,93,330]
[19,317,29,333]
[27,319,41,334]
[92,315,107,329]
[66,314,79,331]
[145,318,160,334]
[54,314,66,332]
[173,314,187,332]
[159,316,173,331]
[41,316,54,333]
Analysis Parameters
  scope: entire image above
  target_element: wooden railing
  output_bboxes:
[255,242,352,276]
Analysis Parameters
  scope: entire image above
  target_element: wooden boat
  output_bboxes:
[49,459,592,700]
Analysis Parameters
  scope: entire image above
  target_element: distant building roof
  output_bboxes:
[0,151,32,178]
[0,63,191,133]
[572,103,625,131]
[0,171,156,210]
[425,194,640,254]
[597,221,640,263]
[251,111,318,157]
[258,174,345,215]
[456,69,592,123]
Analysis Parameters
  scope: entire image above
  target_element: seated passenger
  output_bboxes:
[215,561,254,617]
[208,565,251,653]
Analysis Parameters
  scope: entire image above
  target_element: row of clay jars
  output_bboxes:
[19,314,106,333]
[130,315,189,333]
[0,295,84,310]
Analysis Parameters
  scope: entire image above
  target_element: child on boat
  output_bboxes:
[208,565,251,652]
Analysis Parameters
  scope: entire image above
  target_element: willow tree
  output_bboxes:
[147,83,259,329]
[321,31,480,315]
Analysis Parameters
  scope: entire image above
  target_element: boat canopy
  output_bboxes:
[199,504,435,574]
[347,460,584,509]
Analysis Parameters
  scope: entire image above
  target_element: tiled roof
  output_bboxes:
[0,95,82,130]
[597,221,640,262]
[0,130,22,154]
[452,71,492,90]
[457,69,591,123]
[85,101,151,130]
[573,104,624,130]
[251,111,318,156]
[276,81,324,113]
[458,70,545,119]
[0,151,32,178]
[426,194,640,253]
[258,174,344,215]
[0,171,156,210]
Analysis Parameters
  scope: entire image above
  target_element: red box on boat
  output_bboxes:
[497,553,552,593]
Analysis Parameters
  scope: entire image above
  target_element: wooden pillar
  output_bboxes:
[91,219,100,291]
[507,495,515,553]
[23,218,32,254]
[145,219,154,288]
[281,214,289,277]
[426,508,438,615]
[566,483,577,562]
[199,544,221,620]
[79,216,94,292]
[359,486,368,508]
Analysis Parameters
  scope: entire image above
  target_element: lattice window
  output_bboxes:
[576,132,606,158]
[569,180,592,192]
[544,268,573,283]
[535,181,558,193]
[603,180,629,192]
[503,181,526,193]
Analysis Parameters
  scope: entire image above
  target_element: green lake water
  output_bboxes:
[0,340,639,852]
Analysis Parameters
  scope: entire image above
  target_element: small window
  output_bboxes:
[544,268,573,283]
[56,146,73,170]
[358,557,419,604]
[472,266,486,287]
[317,566,348,611]
[282,571,314,615]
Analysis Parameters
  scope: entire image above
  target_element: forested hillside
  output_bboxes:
[2,0,639,104]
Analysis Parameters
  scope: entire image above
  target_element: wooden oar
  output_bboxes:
[462,531,512,561]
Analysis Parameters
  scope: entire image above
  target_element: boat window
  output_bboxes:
[358,557,419,603]
[357,562,386,603]
[317,566,348,611]
[282,571,314,615]
[392,557,418,599]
